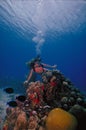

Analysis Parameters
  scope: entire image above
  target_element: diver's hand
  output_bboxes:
[23,80,29,86]
[52,65,57,68]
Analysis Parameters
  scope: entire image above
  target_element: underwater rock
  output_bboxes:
[65,78,73,85]
[69,104,85,118]
[62,104,69,111]
[70,91,77,98]
[4,87,14,94]
[69,97,75,103]
[83,99,86,108]
[70,87,76,91]
[68,97,75,108]
[76,97,83,105]
[76,92,83,98]
[75,88,80,93]
[61,97,68,104]
[69,104,86,130]
[46,108,78,130]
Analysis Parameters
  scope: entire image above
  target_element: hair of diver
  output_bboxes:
[26,55,41,68]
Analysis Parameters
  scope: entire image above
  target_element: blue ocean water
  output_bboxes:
[0,0,86,93]
[0,1,86,129]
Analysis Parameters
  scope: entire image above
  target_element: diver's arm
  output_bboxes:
[42,63,57,69]
[27,69,33,82]
[24,69,33,85]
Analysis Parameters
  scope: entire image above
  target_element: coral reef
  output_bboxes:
[2,70,86,130]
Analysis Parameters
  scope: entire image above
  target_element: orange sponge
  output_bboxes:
[46,108,77,130]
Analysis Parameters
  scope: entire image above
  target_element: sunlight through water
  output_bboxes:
[0,0,86,54]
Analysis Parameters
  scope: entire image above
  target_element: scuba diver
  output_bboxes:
[24,56,57,85]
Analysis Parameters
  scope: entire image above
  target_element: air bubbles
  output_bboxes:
[32,30,45,55]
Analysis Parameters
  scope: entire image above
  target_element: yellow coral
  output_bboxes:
[46,108,77,130]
